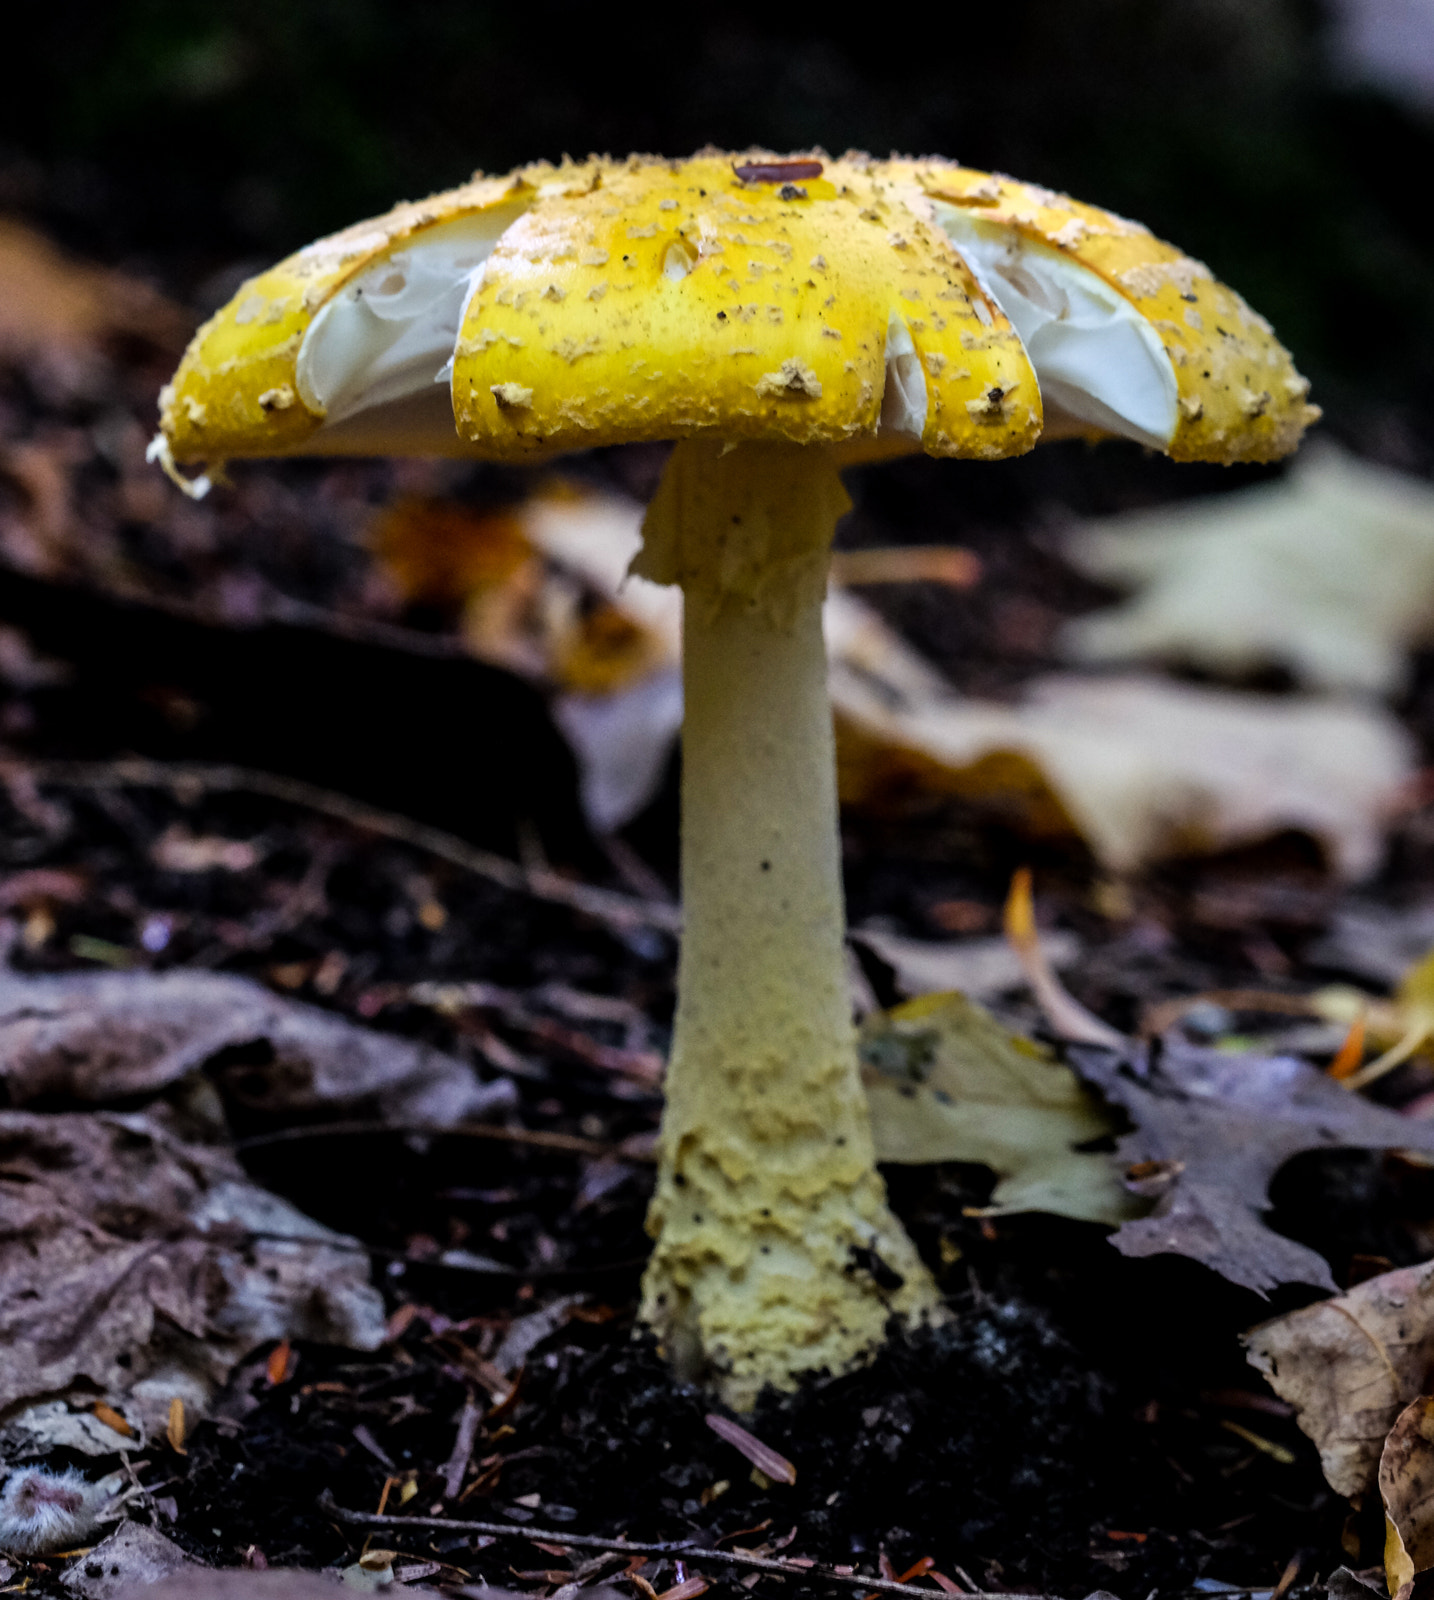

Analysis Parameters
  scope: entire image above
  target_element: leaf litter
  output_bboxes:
[0,1105,386,1435]
[373,484,1415,878]
[8,214,1434,1597]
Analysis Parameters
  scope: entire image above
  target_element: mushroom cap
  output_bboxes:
[156,151,1317,475]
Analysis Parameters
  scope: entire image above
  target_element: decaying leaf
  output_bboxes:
[0,1106,385,1436]
[1383,1398,1434,1594]
[1067,1039,1434,1294]
[834,671,1412,882]
[1062,444,1434,696]
[862,993,1142,1226]
[1244,1260,1434,1497]
[0,1401,148,1460]
[0,966,511,1126]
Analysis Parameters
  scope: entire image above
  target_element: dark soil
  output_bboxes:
[4,261,1434,1600]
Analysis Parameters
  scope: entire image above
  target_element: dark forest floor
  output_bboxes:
[4,238,1434,1600]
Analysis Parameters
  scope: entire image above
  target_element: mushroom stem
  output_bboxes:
[635,439,942,1408]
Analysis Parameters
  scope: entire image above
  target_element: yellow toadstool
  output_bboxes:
[149,150,1318,1408]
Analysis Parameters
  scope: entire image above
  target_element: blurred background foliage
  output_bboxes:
[2,0,1431,441]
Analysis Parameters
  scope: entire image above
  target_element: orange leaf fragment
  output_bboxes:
[267,1339,293,1385]
[92,1401,132,1438]
[166,1396,187,1454]
[370,498,533,606]
[1329,1012,1368,1080]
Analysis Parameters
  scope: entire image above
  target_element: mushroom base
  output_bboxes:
[637,440,943,1410]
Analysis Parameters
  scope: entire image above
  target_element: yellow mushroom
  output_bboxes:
[150,149,1318,1409]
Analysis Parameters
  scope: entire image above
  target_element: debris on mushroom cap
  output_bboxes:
[452,153,1034,459]
[153,150,1316,485]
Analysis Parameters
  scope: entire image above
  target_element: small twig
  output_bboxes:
[443,1396,483,1500]
[1003,869,1123,1048]
[234,1118,652,1160]
[317,1494,1043,1599]
[0,756,680,936]
[240,1227,648,1280]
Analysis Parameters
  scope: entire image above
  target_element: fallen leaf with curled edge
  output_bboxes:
[862,992,1143,1226]
[1068,1039,1434,1295]
[833,670,1413,882]
[1244,1260,1434,1497]
[1062,443,1434,696]
[1384,1397,1434,1594]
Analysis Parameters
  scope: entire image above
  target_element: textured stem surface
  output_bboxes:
[637,440,941,1407]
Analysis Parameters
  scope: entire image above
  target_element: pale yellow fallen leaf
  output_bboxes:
[1062,444,1434,695]
[834,670,1412,881]
[861,991,1142,1226]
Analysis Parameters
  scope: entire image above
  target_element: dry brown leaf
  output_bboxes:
[704,1414,798,1484]
[1245,1261,1434,1497]
[1070,1040,1434,1295]
[166,1396,187,1455]
[0,1107,385,1434]
[0,966,510,1126]
[1382,1397,1434,1593]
